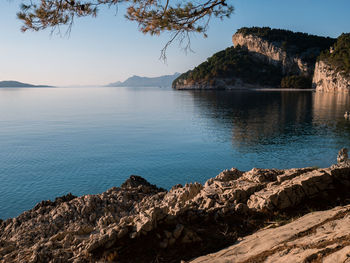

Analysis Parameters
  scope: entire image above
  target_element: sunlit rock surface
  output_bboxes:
[1,151,350,262]
[191,205,350,263]
[313,60,350,92]
[233,32,314,76]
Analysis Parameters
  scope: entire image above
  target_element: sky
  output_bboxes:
[0,0,349,86]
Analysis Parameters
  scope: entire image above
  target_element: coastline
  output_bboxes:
[1,150,350,262]
[172,79,276,90]
[172,79,315,91]
[174,86,316,91]
[253,88,315,91]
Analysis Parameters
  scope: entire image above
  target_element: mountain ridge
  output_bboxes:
[107,73,181,87]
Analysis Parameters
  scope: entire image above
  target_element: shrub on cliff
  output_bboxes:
[319,33,350,76]
[280,75,312,89]
[174,46,283,87]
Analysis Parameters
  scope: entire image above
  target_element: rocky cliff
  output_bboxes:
[232,27,335,78]
[1,150,350,262]
[232,32,312,76]
[173,27,335,90]
[313,33,350,92]
[313,60,350,92]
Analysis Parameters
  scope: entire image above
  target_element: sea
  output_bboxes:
[1,87,350,219]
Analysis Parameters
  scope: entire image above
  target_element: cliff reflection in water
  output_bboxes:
[313,92,350,140]
[188,90,350,149]
[313,92,350,121]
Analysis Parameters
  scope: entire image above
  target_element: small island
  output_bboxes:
[0,80,52,88]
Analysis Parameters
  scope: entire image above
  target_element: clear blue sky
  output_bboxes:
[0,0,349,86]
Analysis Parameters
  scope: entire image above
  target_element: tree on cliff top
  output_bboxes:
[319,33,350,75]
[17,0,234,59]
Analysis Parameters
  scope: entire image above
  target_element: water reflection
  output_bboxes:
[313,92,350,121]
[313,92,350,140]
[1,87,350,219]
[188,90,317,148]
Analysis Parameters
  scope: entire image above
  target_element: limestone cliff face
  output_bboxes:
[232,33,313,76]
[313,60,350,92]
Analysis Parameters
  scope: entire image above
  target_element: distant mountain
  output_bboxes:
[0,81,52,87]
[107,73,181,87]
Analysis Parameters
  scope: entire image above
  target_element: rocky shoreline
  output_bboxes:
[172,77,275,90]
[1,150,350,262]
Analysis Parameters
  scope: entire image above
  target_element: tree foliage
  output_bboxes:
[319,33,350,76]
[17,0,234,59]
[174,46,284,86]
[280,75,312,89]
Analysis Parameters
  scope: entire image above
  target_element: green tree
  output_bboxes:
[174,46,284,87]
[319,33,350,76]
[17,0,234,59]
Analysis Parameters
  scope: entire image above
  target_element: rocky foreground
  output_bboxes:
[192,204,350,263]
[1,150,350,263]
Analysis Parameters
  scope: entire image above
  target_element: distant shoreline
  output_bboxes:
[0,80,53,88]
[0,86,54,88]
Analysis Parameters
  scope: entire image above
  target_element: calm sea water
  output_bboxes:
[1,87,350,219]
